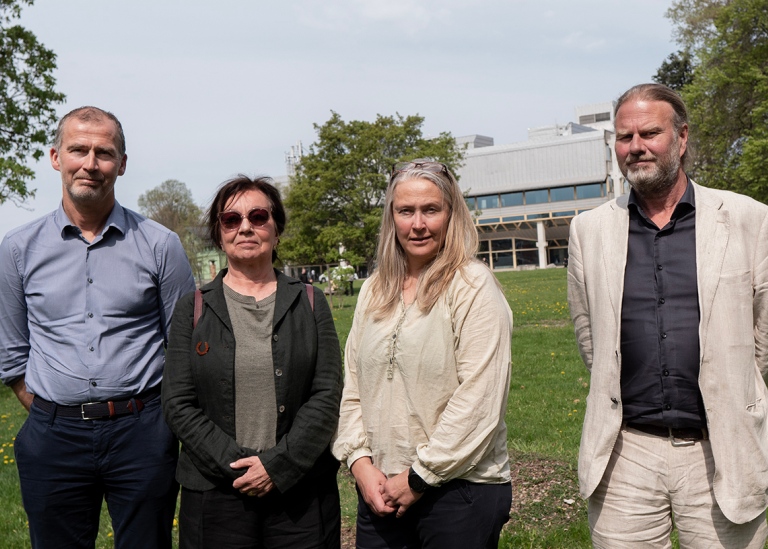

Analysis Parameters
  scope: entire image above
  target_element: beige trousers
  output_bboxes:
[588,426,768,549]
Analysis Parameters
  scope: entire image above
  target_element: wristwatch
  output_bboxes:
[408,467,430,493]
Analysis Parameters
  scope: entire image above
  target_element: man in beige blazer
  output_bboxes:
[568,83,768,548]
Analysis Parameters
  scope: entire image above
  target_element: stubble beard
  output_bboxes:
[64,178,113,206]
[624,140,682,200]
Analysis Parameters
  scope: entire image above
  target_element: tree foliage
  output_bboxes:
[0,0,65,205]
[281,112,464,269]
[661,0,768,202]
[138,179,206,280]
[653,51,694,90]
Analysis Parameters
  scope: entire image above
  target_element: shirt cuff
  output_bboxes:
[411,460,443,487]
[346,448,373,470]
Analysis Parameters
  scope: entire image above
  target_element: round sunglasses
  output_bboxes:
[218,208,271,232]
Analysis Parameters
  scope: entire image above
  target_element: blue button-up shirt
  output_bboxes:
[0,202,195,405]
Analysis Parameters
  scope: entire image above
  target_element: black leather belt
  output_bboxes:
[626,422,708,441]
[33,387,160,420]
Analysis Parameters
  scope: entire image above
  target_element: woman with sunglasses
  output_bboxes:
[162,175,342,548]
[333,160,513,548]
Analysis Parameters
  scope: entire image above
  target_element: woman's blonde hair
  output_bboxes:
[366,160,478,319]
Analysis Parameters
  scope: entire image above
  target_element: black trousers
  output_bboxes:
[179,474,341,549]
[356,480,511,549]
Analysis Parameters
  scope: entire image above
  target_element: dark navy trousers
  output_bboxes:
[14,395,178,549]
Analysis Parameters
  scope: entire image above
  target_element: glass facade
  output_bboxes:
[477,194,500,209]
[576,183,603,199]
[500,192,523,207]
[525,189,548,204]
[550,186,574,202]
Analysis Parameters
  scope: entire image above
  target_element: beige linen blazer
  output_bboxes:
[567,182,768,524]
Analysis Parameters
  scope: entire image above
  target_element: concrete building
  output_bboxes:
[455,101,623,270]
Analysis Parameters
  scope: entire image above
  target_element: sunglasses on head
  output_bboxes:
[218,208,271,232]
[391,161,449,176]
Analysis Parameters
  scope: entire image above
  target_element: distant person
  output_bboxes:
[568,83,768,547]
[0,106,195,548]
[162,175,343,548]
[333,160,513,548]
[299,267,310,284]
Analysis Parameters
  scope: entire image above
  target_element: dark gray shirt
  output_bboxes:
[620,180,705,429]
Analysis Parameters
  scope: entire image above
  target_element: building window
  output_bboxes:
[525,189,548,204]
[576,183,603,199]
[500,192,523,207]
[527,213,548,220]
[502,215,524,222]
[595,112,611,122]
[491,239,512,251]
[553,210,576,217]
[478,217,500,225]
[465,196,476,210]
[477,194,500,209]
[478,241,489,252]
[515,239,537,250]
[550,186,574,202]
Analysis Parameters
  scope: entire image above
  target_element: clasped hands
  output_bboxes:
[351,457,423,518]
[231,456,274,497]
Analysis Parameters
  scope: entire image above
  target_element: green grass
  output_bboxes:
[2,268,707,548]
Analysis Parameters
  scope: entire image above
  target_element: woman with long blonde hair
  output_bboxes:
[333,160,513,548]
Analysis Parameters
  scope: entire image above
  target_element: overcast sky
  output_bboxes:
[1,0,677,239]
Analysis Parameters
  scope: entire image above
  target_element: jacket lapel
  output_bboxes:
[694,183,728,346]
[601,196,630,329]
[200,270,233,332]
[273,271,303,329]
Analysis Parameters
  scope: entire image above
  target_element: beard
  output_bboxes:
[623,139,682,200]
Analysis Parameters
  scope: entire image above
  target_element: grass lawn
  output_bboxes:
[1,268,735,548]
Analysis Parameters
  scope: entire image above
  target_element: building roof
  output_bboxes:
[456,128,611,196]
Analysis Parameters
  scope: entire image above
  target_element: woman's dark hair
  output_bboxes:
[206,175,286,262]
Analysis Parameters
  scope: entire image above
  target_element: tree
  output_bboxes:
[660,0,768,202]
[0,0,66,205]
[281,112,464,270]
[138,179,206,281]
[653,51,694,90]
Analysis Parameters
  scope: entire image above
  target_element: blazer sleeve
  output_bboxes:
[754,209,768,384]
[568,216,594,370]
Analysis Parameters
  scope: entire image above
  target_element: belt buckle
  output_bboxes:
[668,427,696,447]
[80,402,102,420]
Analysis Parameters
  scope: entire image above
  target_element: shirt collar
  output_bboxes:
[55,201,127,240]
[627,175,696,217]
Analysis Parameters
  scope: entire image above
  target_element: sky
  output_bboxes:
[1,0,677,239]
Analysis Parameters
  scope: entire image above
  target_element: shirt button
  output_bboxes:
[273,334,279,342]
[278,405,285,413]
[89,346,94,351]
[275,369,282,377]
[658,298,665,305]
[87,278,93,283]
[91,381,97,387]
[657,265,663,271]
[663,370,669,376]
[88,312,94,318]
[661,333,667,339]
[665,404,672,410]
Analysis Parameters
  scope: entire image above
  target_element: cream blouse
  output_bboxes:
[332,261,513,486]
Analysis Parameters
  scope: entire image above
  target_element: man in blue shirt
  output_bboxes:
[0,106,195,549]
